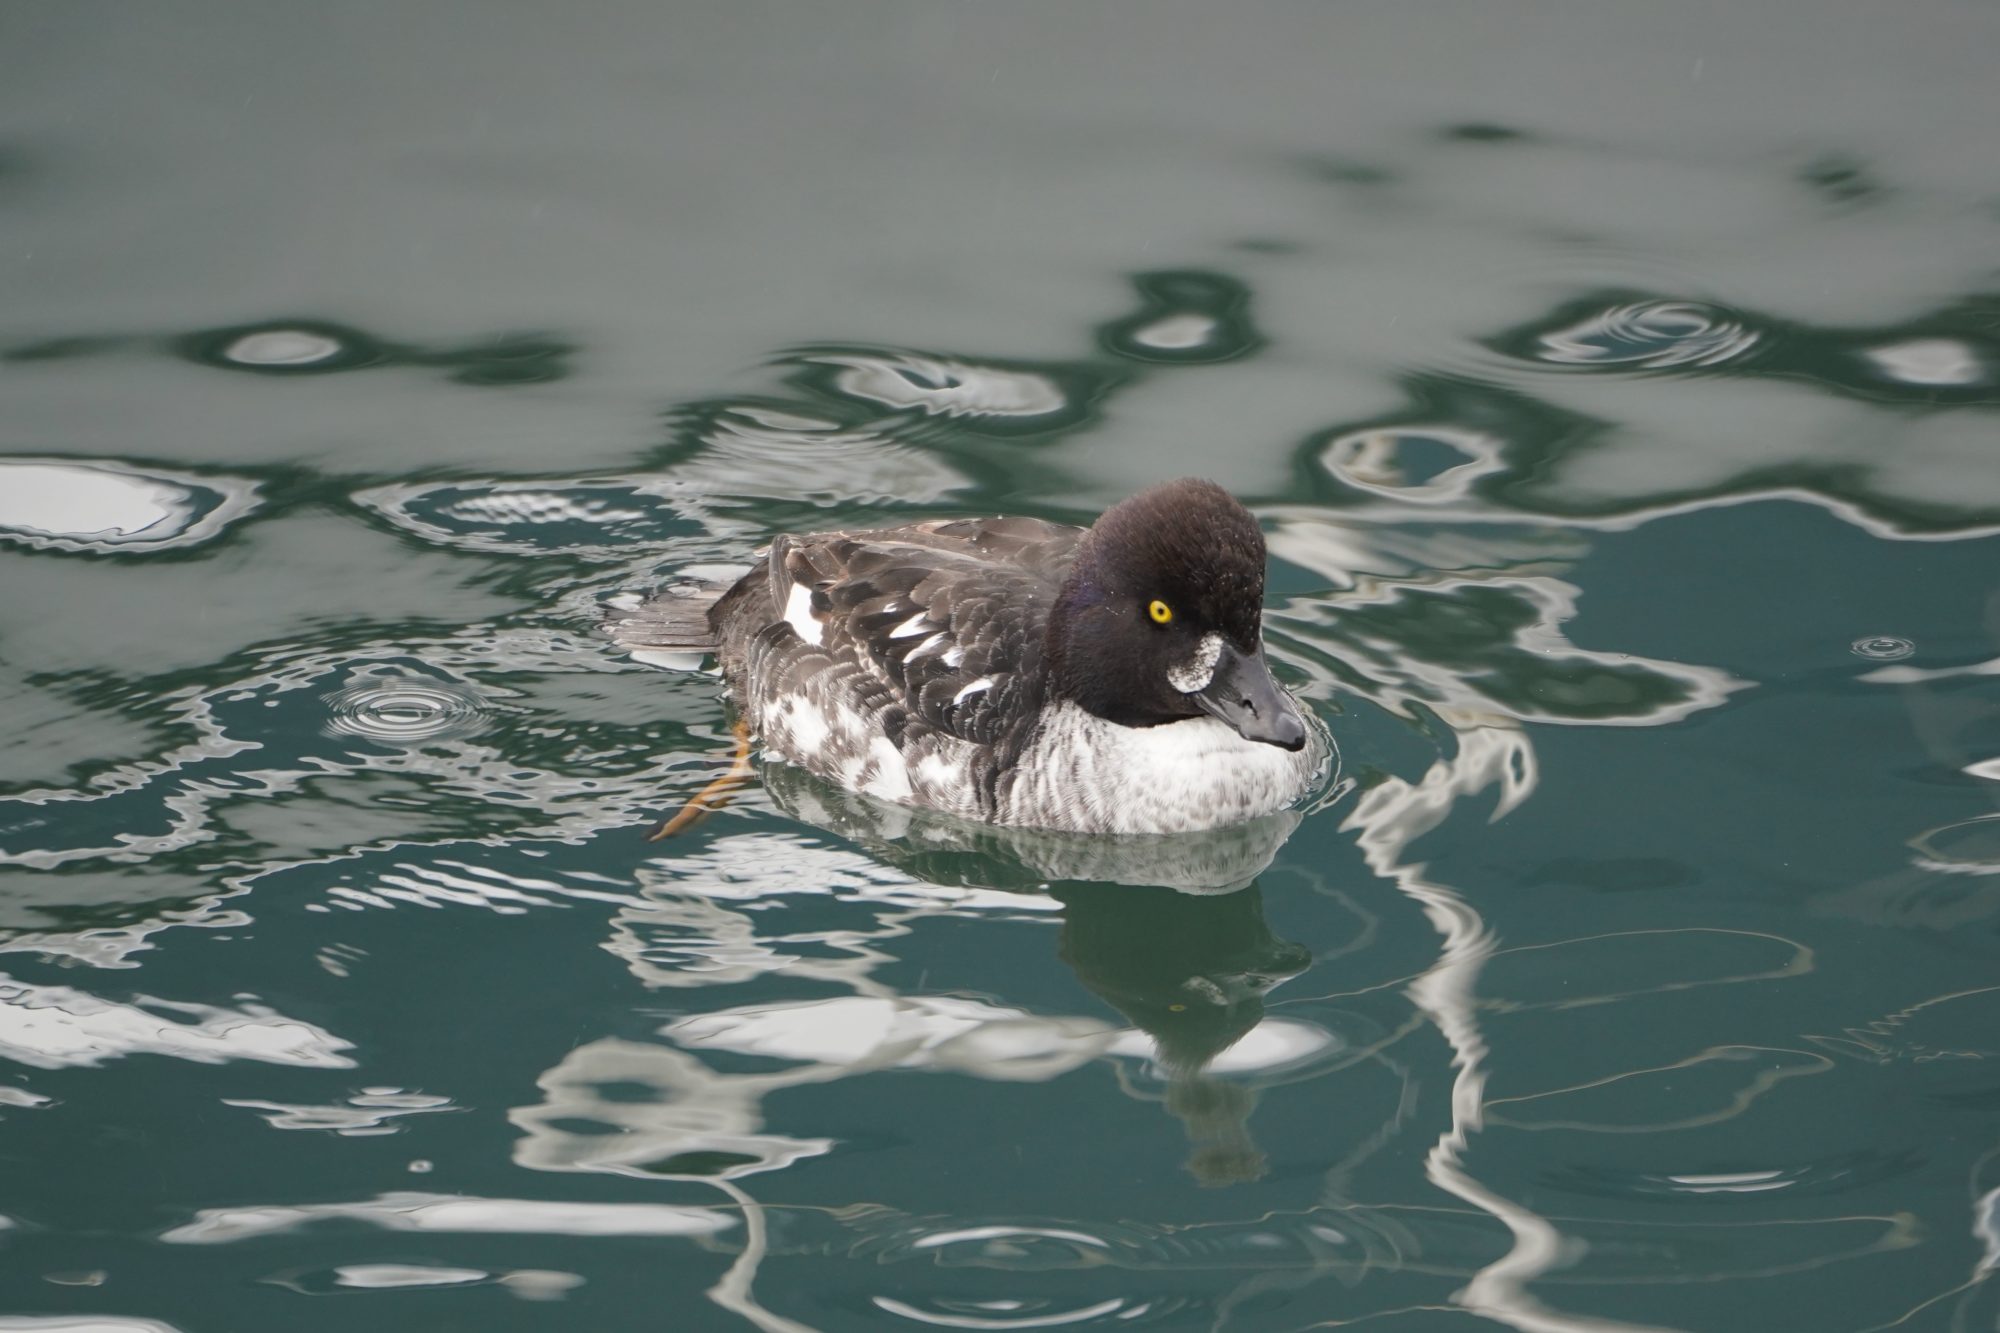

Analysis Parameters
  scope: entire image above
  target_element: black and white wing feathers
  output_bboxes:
[770,516,1077,745]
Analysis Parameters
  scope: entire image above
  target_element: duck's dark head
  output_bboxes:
[1047,478,1307,750]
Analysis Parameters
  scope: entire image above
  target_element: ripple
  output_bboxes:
[1320,426,1507,503]
[1098,269,1262,364]
[1850,635,1915,660]
[872,1295,1168,1328]
[0,458,259,554]
[675,401,970,503]
[1910,815,2000,876]
[806,351,1068,420]
[323,676,489,745]
[355,479,710,557]
[1528,299,1758,370]
[1549,1150,1919,1201]
[910,1225,1115,1258]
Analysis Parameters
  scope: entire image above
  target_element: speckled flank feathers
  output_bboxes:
[616,480,1329,833]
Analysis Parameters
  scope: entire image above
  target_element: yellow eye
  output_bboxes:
[1148,599,1173,625]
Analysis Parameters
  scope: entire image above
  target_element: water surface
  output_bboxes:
[4,4,2000,1330]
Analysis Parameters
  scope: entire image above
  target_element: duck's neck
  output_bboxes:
[1046,549,1175,729]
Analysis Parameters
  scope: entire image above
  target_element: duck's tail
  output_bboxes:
[604,575,735,664]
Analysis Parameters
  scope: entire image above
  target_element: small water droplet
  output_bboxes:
[1850,635,1915,660]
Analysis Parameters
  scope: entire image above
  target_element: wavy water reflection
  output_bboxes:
[0,459,259,555]
[3,205,1999,1333]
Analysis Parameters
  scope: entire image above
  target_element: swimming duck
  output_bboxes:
[614,478,1327,834]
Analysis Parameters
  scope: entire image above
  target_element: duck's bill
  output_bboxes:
[1193,643,1308,751]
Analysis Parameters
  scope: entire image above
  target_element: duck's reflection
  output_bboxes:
[1056,881,1310,1185]
[764,760,1320,1183]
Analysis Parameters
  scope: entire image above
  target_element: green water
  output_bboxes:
[4,4,2000,1330]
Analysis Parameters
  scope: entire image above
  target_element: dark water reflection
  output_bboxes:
[5,5,2000,1332]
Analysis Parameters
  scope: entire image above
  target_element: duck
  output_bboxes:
[611,478,1328,834]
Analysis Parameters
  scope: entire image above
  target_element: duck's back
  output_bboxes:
[710,514,1084,819]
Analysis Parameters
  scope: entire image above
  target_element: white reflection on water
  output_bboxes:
[222,328,343,366]
[328,1265,486,1289]
[667,996,1116,1082]
[0,458,258,554]
[0,1318,186,1332]
[1103,1016,1337,1076]
[1128,312,1218,350]
[512,1036,834,1182]
[161,1191,734,1243]
[0,976,353,1071]
[606,832,1054,994]
[1343,722,1681,1332]
[511,1038,838,1333]
[274,1263,585,1301]
[223,1086,455,1135]
[1286,486,2000,546]
[1268,512,1748,732]
[1864,337,1985,387]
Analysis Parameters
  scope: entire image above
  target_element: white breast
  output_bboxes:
[1004,702,1327,834]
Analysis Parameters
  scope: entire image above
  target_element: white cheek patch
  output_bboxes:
[783,582,824,646]
[1167,632,1225,694]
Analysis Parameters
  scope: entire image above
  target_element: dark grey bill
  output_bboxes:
[1193,642,1308,751]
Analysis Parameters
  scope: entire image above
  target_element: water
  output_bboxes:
[3,3,1999,1330]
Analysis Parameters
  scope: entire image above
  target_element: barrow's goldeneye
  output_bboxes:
[614,478,1330,834]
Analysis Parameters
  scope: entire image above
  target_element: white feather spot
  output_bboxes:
[780,698,830,754]
[861,736,912,800]
[942,646,965,668]
[906,632,949,661]
[783,582,823,646]
[888,612,933,639]
[1167,633,1225,693]
[952,677,995,704]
